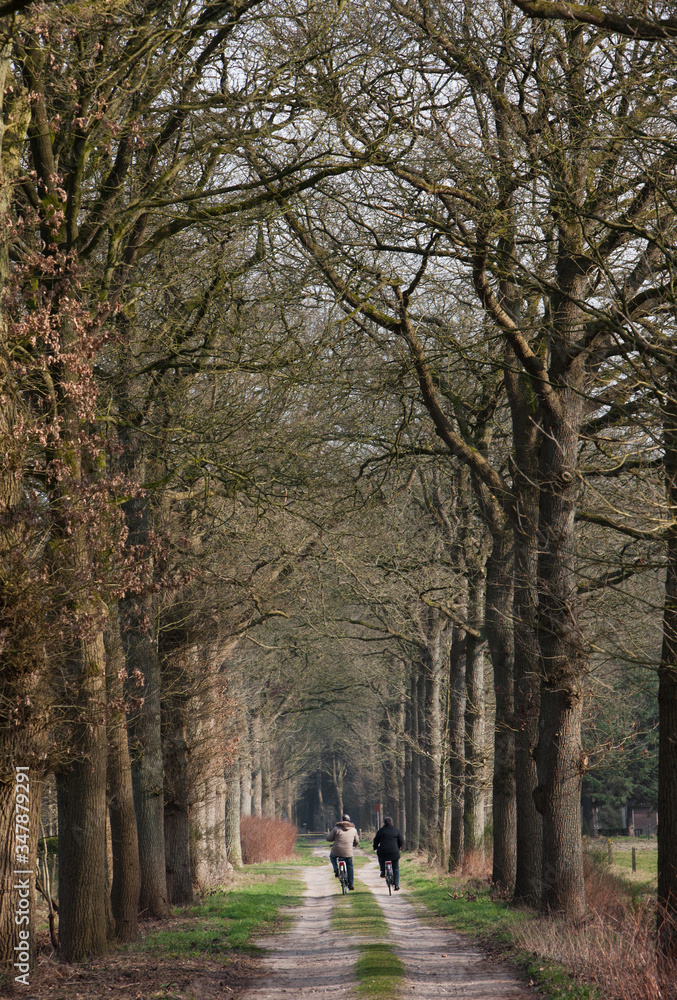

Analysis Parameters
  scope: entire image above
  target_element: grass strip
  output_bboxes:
[332,875,405,998]
[406,860,598,1000]
[292,834,328,865]
[354,943,405,999]
[135,871,304,960]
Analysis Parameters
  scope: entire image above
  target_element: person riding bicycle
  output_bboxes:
[326,814,359,890]
[373,816,403,890]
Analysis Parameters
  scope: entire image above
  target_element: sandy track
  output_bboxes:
[358,856,532,999]
[239,862,357,999]
[240,851,535,1000]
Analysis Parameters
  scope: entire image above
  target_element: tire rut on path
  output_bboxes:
[358,856,533,999]
[240,853,535,1000]
[239,863,356,999]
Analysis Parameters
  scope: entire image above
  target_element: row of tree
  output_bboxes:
[0,0,676,978]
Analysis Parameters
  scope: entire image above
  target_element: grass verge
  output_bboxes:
[405,857,598,1000]
[135,870,304,959]
[332,875,405,998]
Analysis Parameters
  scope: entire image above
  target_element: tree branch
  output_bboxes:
[510,0,677,40]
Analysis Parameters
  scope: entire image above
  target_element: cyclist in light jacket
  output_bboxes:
[326,814,359,890]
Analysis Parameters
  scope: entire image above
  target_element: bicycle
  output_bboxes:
[384,860,394,895]
[337,858,350,895]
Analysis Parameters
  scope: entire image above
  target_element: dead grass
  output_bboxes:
[240,817,297,864]
[511,855,677,1000]
[451,847,493,881]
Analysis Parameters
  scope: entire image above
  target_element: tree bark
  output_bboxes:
[486,529,516,887]
[251,715,263,817]
[104,606,140,941]
[464,566,487,852]
[505,364,543,906]
[226,761,243,867]
[396,692,407,844]
[0,769,41,982]
[162,689,192,906]
[57,633,110,961]
[410,670,422,850]
[122,593,169,920]
[658,383,677,958]
[533,353,587,918]
[423,620,446,859]
[448,625,466,870]
[0,45,39,982]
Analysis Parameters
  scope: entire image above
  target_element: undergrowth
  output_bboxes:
[240,816,297,864]
[135,872,304,959]
[407,848,677,1000]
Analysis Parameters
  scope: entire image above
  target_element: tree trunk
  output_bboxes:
[448,626,466,869]
[261,739,275,817]
[251,715,263,817]
[226,761,243,867]
[240,762,252,819]
[506,368,543,906]
[410,670,421,850]
[404,688,413,847]
[397,692,407,844]
[486,529,516,887]
[212,773,228,880]
[0,769,41,983]
[190,781,210,889]
[104,606,140,941]
[0,50,38,982]
[122,590,169,919]
[316,769,325,830]
[533,358,586,919]
[57,634,110,961]
[164,799,192,904]
[332,756,345,818]
[658,384,677,958]
[464,566,487,852]
[423,620,446,859]
[162,693,192,906]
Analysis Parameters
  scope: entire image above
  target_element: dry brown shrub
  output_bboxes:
[457,848,492,880]
[511,856,677,1000]
[240,816,297,864]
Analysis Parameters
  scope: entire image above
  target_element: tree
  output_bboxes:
[250,0,677,919]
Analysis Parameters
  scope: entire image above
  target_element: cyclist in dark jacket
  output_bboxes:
[373,816,403,890]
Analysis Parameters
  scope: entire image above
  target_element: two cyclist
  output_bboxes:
[326,814,359,890]
[373,816,403,890]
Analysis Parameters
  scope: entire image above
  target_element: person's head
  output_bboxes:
[342,813,350,822]
[384,816,393,826]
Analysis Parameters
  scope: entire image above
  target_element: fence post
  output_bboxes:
[607,838,613,864]
[632,846,637,872]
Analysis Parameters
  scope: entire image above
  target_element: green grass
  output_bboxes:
[406,859,597,1000]
[406,864,525,939]
[585,843,657,905]
[135,872,304,959]
[606,845,657,879]
[291,833,327,865]
[331,876,389,939]
[354,944,405,998]
[331,875,405,998]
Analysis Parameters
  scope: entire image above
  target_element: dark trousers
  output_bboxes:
[330,854,354,886]
[378,856,400,886]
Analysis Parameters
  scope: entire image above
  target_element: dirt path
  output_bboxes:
[240,852,535,1000]
[240,862,357,999]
